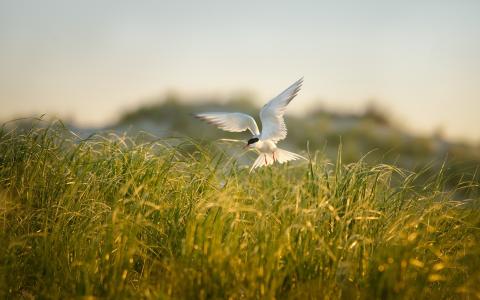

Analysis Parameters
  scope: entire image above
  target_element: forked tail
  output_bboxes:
[250,148,306,172]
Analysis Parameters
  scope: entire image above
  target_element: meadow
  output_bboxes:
[1,121,479,299]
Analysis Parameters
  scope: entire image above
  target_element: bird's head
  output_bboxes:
[244,137,259,149]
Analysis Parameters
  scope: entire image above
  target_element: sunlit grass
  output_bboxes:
[0,121,479,299]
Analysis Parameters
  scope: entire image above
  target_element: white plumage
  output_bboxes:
[194,112,260,136]
[195,78,306,171]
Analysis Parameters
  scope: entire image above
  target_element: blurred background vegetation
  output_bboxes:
[40,95,474,198]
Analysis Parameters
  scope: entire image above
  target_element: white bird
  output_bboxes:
[194,78,306,171]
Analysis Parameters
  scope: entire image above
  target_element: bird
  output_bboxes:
[194,78,306,171]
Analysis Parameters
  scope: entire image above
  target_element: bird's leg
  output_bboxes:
[264,154,267,165]
[272,151,276,162]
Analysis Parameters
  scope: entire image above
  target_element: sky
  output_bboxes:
[1,0,479,142]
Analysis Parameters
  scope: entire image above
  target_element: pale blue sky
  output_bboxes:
[1,0,479,141]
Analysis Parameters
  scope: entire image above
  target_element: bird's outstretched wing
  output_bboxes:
[259,78,303,142]
[194,112,260,136]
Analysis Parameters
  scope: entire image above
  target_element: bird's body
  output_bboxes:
[254,139,277,154]
[195,78,305,171]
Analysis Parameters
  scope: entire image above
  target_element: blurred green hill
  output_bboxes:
[109,96,479,198]
[113,96,478,181]
[10,95,479,197]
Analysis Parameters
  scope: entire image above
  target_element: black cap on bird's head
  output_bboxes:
[244,137,259,149]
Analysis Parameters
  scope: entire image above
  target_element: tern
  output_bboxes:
[194,78,306,171]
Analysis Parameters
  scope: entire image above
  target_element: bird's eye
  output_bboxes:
[247,138,259,145]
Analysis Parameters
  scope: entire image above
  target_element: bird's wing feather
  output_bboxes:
[259,78,303,142]
[194,112,260,136]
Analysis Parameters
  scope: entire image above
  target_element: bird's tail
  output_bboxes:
[274,148,306,164]
[250,148,306,172]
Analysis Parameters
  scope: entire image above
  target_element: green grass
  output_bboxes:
[1,121,479,299]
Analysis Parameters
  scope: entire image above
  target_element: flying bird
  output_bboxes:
[194,78,306,171]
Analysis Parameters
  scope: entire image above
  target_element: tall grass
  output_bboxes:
[0,121,479,299]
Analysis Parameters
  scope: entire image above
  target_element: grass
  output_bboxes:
[0,121,479,299]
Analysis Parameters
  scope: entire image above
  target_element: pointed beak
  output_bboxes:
[243,144,249,150]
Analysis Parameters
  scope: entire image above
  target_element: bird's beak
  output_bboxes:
[243,144,249,149]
